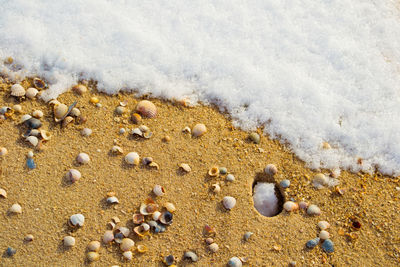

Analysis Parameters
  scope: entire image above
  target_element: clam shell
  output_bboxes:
[120,238,135,251]
[264,164,278,176]
[228,257,242,267]
[32,110,43,118]
[125,152,139,165]
[319,230,330,240]
[49,99,61,106]
[62,116,74,127]
[11,84,25,96]
[141,223,150,231]
[106,196,119,204]
[87,241,101,252]
[159,211,173,225]
[307,204,321,216]
[123,251,133,261]
[40,130,52,140]
[26,88,38,99]
[116,226,130,237]
[33,78,46,90]
[102,230,114,243]
[115,106,127,115]
[86,251,99,262]
[152,211,161,221]
[313,173,329,189]
[69,213,85,227]
[318,221,330,230]
[136,100,156,118]
[131,128,143,136]
[63,236,75,247]
[70,108,80,117]
[26,136,39,147]
[54,104,68,121]
[132,213,144,224]
[209,243,219,252]
[111,145,123,154]
[9,203,22,214]
[192,123,207,137]
[12,104,22,113]
[76,153,90,164]
[133,225,149,237]
[67,169,81,183]
[164,202,176,213]
[222,196,236,210]
[20,114,32,124]
[153,185,165,196]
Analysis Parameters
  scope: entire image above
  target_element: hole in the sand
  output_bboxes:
[252,172,284,217]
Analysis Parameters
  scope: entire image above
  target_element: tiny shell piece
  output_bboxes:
[184,251,198,262]
[205,238,214,245]
[137,244,148,253]
[63,236,75,247]
[87,241,101,252]
[111,216,121,224]
[264,164,278,176]
[164,202,176,213]
[212,183,221,193]
[307,204,321,216]
[24,234,34,242]
[133,213,145,224]
[26,88,38,99]
[86,252,99,262]
[125,152,140,165]
[153,185,165,196]
[152,211,161,221]
[120,238,135,251]
[182,126,191,133]
[103,230,114,243]
[69,213,85,227]
[0,188,7,198]
[249,132,260,144]
[0,147,7,157]
[106,196,119,204]
[318,221,330,230]
[111,146,123,154]
[76,153,90,164]
[159,211,173,225]
[20,114,32,124]
[131,113,142,124]
[11,84,25,96]
[40,130,52,141]
[13,104,22,113]
[179,163,191,172]
[136,100,157,118]
[67,169,81,183]
[222,196,236,210]
[81,128,92,137]
[9,203,22,214]
[208,166,219,177]
[123,251,133,261]
[244,232,253,241]
[70,108,81,117]
[209,243,219,252]
[33,78,46,89]
[192,123,207,137]
[115,106,127,115]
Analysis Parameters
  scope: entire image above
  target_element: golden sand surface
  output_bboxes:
[0,78,399,266]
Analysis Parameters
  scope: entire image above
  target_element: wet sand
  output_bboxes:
[0,78,399,266]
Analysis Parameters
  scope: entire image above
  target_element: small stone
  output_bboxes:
[63,236,76,247]
[209,243,219,253]
[6,247,16,257]
[162,135,171,142]
[244,232,253,241]
[226,174,235,182]
[319,230,330,240]
[280,179,290,188]
[24,234,34,242]
[228,256,242,267]
[322,239,334,253]
[248,132,260,144]
[306,237,320,249]
[307,204,321,216]
[27,151,34,158]
[86,251,99,262]
[219,167,228,174]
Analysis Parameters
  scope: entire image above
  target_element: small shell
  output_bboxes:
[132,213,145,224]
[123,251,133,261]
[40,130,52,140]
[102,230,114,243]
[208,166,220,177]
[54,104,69,121]
[70,108,81,117]
[142,157,153,165]
[131,113,142,124]
[226,174,235,182]
[131,128,143,136]
[179,163,191,172]
[228,257,242,267]
[62,116,74,128]
[306,237,320,249]
[264,164,278,176]
[32,110,43,118]
[48,99,61,106]
[125,152,139,165]
[148,162,159,170]
[164,202,176,213]
[106,196,119,204]
[0,147,7,157]
[115,106,127,115]
[222,196,236,210]
[26,136,39,147]
[182,126,191,133]
[318,221,330,230]
[86,252,99,262]
[313,173,329,189]
[307,204,321,216]
[209,243,219,252]
[69,213,85,227]
[322,239,334,253]
[87,241,101,252]
[243,232,253,241]
[81,128,92,137]
[212,183,221,193]
[283,201,299,212]
[25,118,42,129]
[159,211,173,225]
[248,132,260,144]
[141,223,150,231]
[24,234,34,242]
[63,236,75,247]
[136,100,157,118]
[9,203,22,214]
[152,211,161,221]
[137,244,148,253]
[111,146,123,154]
[299,201,308,209]
[33,78,46,90]
[72,84,87,95]
[143,131,153,139]
[153,185,165,196]
[67,169,81,183]
[26,88,38,99]
[111,216,121,224]
[139,125,150,133]
[319,230,330,240]
[11,84,25,96]
[116,226,130,237]
[184,251,198,262]
[107,221,116,230]
[76,153,90,164]
[20,114,32,124]
[219,167,228,174]
[192,123,207,137]
[133,225,149,237]
[0,188,7,198]
[13,104,22,113]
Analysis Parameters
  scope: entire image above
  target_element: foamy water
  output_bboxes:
[1,0,400,175]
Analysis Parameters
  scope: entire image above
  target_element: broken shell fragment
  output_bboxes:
[67,169,81,183]
[26,136,39,147]
[9,203,22,214]
[33,78,46,90]
[143,131,153,139]
[125,152,139,165]
[179,163,191,172]
[192,123,207,137]
[164,202,176,213]
[132,213,145,224]
[72,84,87,95]
[318,221,330,230]
[81,128,92,136]
[148,162,159,170]
[87,241,101,252]
[62,116,74,128]
[184,251,199,262]
[69,213,85,227]
[208,166,219,177]
[111,145,123,154]
[131,128,143,136]
[159,211,173,225]
[0,188,7,198]
[222,196,236,210]
[136,100,157,118]
[116,226,130,237]
[153,185,165,196]
[20,114,32,124]
[142,157,153,165]
[40,130,51,140]
[32,110,43,118]
[137,244,148,253]
[0,147,8,157]
[131,113,142,124]
[152,211,161,221]
[11,84,25,97]
[212,183,221,193]
[133,225,150,237]
[313,173,329,189]
[106,196,119,204]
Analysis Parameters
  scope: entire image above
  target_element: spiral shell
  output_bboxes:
[136,100,157,118]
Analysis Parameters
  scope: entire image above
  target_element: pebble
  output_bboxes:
[63,236,76,247]
[319,230,330,240]
[81,128,92,136]
[322,239,334,253]
[248,132,260,144]
[244,231,253,241]
[307,204,321,216]
[0,147,8,157]
[209,243,219,252]
[317,221,330,230]
[280,179,290,188]
[6,247,16,257]
[306,237,320,249]
[264,164,278,176]
[24,234,34,242]
[222,196,236,210]
[9,203,22,214]
[32,110,43,118]
[184,251,198,262]
[119,128,126,134]
[76,153,90,164]
[26,157,36,169]
[86,251,99,262]
[228,257,242,267]
[226,174,235,182]
[13,104,22,113]
[283,201,298,212]
[27,151,34,158]
[219,167,228,174]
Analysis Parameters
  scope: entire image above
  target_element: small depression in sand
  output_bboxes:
[252,173,284,217]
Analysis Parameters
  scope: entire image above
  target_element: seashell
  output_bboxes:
[318,221,330,230]
[87,241,100,252]
[122,251,133,261]
[208,166,219,177]
[32,110,43,118]
[111,145,123,154]
[182,126,191,133]
[125,152,139,165]
[139,125,150,133]
[143,131,152,139]
[13,104,22,113]
[33,78,46,90]
[226,174,235,182]
[116,226,130,237]
[26,88,38,99]
[244,232,253,241]
[20,114,32,124]
[164,202,176,213]
[0,188,7,198]
[9,203,22,214]
[148,162,159,170]
[136,100,157,118]
[40,130,51,140]
[81,128,92,137]
[322,141,331,149]
[48,99,61,106]
[0,106,10,115]
[264,164,278,176]
[10,83,25,96]
[139,202,159,215]
[209,242,219,252]
[62,116,74,128]
[76,153,90,164]
[159,211,173,225]
[86,252,99,262]
[54,104,68,122]
[280,179,290,188]
[179,163,191,172]
[107,221,116,230]
[212,183,221,193]
[132,213,144,224]
[228,257,242,267]
[313,173,329,189]
[24,234,34,242]
[206,237,214,244]
[141,223,150,231]
[137,244,148,253]
[103,230,114,243]
[106,196,119,204]
[306,237,320,249]
[319,230,330,240]
[142,157,153,165]
[131,128,142,136]
[162,136,171,143]
[299,201,308,209]
[164,255,175,266]
[192,123,207,137]
[152,211,161,221]
[283,201,299,212]
[115,106,127,115]
[322,239,334,253]
[307,204,321,216]
[0,147,7,157]
[25,118,42,129]
[6,247,16,257]
[70,108,80,117]
[72,84,87,95]
[26,136,39,147]
[63,236,75,247]
[133,225,149,237]
[67,169,81,183]
[27,151,34,158]
[131,113,142,124]
[90,97,99,104]
[222,196,236,210]
[248,132,260,144]
[119,100,128,107]
[184,251,198,262]
[69,213,85,227]
[111,216,121,224]
[219,167,228,174]
[153,185,165,196]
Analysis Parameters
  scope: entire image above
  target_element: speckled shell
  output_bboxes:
[10,84,25,96]
[136,100,157,118]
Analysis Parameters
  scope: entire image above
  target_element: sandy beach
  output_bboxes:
[0,77,400,266]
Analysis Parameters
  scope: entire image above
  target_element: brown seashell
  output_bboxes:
[72,84,87,95]
[136,100,156,118]
[132,213,144,224]
[133,225,150,238]
[33,78,46,90]
[131,113,142,124]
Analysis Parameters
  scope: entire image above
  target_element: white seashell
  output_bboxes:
[49,99,61,106]
[24,234,34,241]
[70,108,81,117]
[67,169,81,183]
[164,202,176,213]
[102,230,114,243]
[27,151,34,158]
[63,236,75,247]
[179,163,191,172]
[307,204,321,216]
[20,114,32,124]
[192,123,207,137]
[222,196,236,210]
[283,201,299,212]
[228,257,242,267]
[131,128,142,136]
[153,185,165,196]
[0,188,7,198]
[106,196,119,204]
[26,88,38,99]
[29,129,40,136]
[69,213,85,227]
[264,164,278,176]
[26,136,38,147]
[182,126,191,133]
[115,106,127,115]
[116,226,130,237]
[111,145,123,154]
[9,203,22,214]
[123,251,133,261]
[54,104,68,121]
[313,173,329,189]
[318,221,330,230]
[209,243,219,252]
[226,174,235,182]
[81,128,92,137]
[136,100,157,118]
[125,152,139,165]
[76,153,90,164]
[87,241,100,252]
[40,130,51,140]
[141,223,150,231]
[32,110,43,118]
[299,201,308,209]
[12,104,22,113]
[120,238,135,251]
[152,211,161,221]
[11,84,25,96]
[212,183,221,193]
[0,147,7,157]
[319,230,330,240]
[139,125,150,133]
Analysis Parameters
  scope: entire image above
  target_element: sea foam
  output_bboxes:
[1,0,400,175]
